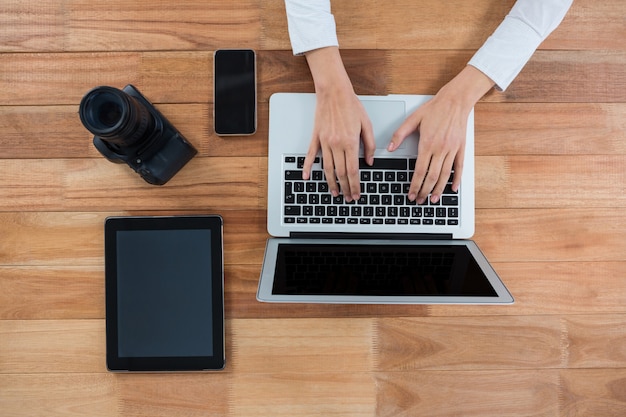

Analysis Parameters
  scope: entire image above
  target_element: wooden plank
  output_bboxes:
[475,155,626,208]
[474,208,626,263]
[503,51,626,103]
[0,319,106,373]
[66,0,261,52]
[559,369,626,417]
[374,370,560,417]
[4,49,624,106]
[116,373,231,417]
[541,0,626,51]
[564,315,626,369]
[389,50,626,103]
[231,372,376,417]
[375,316,565,371]
[0,211,268,267]
[475,103,626,156]
[0,0,261,53]
[0,157,265,211]
[0,374,118,417]
[8,316,620,375]
[4,1,624,53]
[0,1,65,52]
[0,103,269,159]
[0,266,104,320]
[231,318,373,373]
[3,102,624,159]
[0,52,144,106]
[0,372,231,417]
[374,0,510,50]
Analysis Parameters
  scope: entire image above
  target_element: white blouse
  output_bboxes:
[284,0,573,90]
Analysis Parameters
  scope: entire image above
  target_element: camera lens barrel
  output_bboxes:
[79,86,154,147]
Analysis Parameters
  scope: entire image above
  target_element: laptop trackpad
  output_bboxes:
[361,100,407,149]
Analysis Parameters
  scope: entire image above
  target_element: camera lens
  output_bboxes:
[97,100,123,128]
[79,86,154,147]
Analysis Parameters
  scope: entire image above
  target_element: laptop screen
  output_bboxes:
[258,238,513,304]
[272,244,496,297]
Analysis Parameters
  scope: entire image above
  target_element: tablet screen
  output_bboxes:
[105,216,224,371]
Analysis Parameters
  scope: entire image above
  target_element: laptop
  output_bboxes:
[258,93,513,304]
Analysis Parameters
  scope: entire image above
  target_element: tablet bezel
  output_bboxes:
[105,215,225,372]
[258,238,513,305]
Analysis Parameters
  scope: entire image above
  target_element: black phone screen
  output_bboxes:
[213,49,256,135]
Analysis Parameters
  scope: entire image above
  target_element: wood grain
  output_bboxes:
[375,316,565,371]
[4,1,624,53]
[1,0,625,416]
[375,370,560,417]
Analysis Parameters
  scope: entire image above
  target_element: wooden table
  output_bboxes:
[1,1,625,415]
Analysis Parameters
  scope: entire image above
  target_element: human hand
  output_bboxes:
[388,94,468,204]
[302,47,375,202]
[303,90,375,202]
[388,65,495,204]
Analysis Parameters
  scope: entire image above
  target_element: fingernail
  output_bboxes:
[387,143,395,152]
[352,193,360,201]
[408,193,416,202]
[431,195,440,204]
[331,190,339,197]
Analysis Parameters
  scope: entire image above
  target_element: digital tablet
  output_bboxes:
[105,215,225,371]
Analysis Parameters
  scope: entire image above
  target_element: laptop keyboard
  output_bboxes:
[282,155,460,226]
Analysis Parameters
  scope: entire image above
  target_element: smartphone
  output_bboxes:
[213,49,257,136]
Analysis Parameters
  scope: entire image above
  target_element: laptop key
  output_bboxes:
[284,206,301,216]
[359,158,407,170]
[442,195,459,206]
[285,170,303,180]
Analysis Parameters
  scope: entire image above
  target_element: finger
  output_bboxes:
[320,145,339,197]
[408,152,430,203]
[430,155,455,204]
[333,151,352,202]
[361,119,376,166]
[345,147,361,201]
[417,155,444,204]
[451,146,465,193]
[303,137,320,181]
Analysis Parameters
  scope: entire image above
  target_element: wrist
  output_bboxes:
[439,65,495,110]
[305,47,354,95]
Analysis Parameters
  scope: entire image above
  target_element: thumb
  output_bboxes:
[388,109,423,152]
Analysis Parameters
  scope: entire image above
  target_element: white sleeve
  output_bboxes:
[468,0,573,91]
[284,0,339,55]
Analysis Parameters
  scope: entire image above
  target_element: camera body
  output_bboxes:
[79,84,197,185]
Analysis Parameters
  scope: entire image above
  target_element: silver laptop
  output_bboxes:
[258,93,513,304]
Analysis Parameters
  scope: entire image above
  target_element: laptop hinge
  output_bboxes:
[289,232,453,240]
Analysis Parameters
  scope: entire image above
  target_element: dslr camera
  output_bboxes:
[79,84,197,185]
